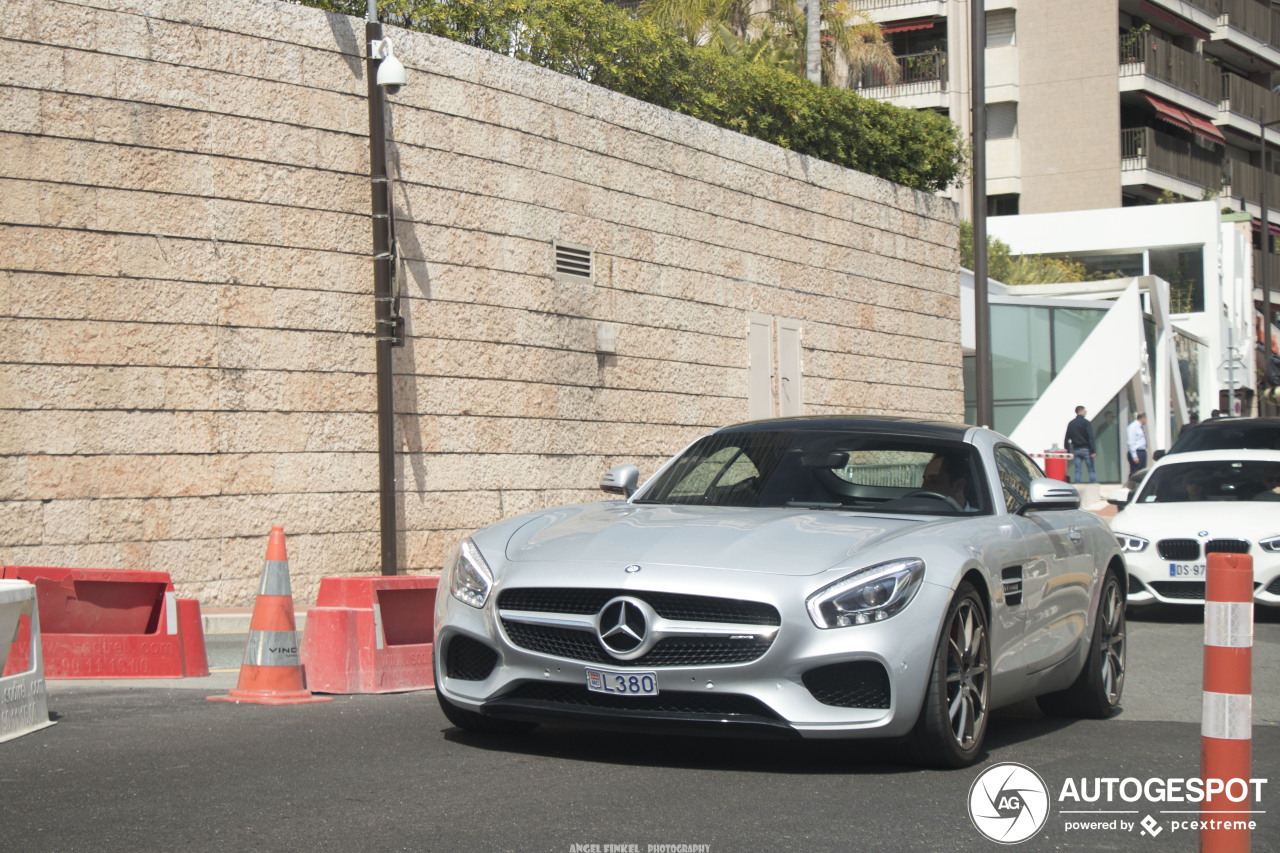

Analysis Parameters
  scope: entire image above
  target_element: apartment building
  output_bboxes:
[860,0,1280,292]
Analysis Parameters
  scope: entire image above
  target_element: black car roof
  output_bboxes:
[714,415,974,442]
[1169,417,1280,453]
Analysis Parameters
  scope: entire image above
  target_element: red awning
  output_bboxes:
[1144,94,1225,144]
[1183,111,1226,144]
[1250,219,1280,237]
[880,17,934,34]
[1138,0,1212,41]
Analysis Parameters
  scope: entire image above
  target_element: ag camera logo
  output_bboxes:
[968,762,1051,844]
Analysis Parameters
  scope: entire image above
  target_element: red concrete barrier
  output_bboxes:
[1,566,208,679]
[300,575,438,693]
[1201,552,1254,853]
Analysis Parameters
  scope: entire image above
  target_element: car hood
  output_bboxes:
[1112,501,1278,537]
[502,502,935,576]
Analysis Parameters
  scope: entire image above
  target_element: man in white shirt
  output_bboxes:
[1127,412,1147,472]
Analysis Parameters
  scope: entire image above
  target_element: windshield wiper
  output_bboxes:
[784,500,845,509]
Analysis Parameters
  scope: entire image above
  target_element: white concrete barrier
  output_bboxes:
[0,580,55,743]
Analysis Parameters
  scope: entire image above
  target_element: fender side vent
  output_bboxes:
[1002,566,1023,607]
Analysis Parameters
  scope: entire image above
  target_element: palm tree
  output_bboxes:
[639,0,898,88]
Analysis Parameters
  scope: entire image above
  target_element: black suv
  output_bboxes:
[1167,417,1280,454]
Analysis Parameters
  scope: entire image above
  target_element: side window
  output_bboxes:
[995,445,1039,514]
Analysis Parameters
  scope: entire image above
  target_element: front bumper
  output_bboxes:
[1123,549,1280,607]
[433,573,953,740]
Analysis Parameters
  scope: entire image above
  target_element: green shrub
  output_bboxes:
[308,0,965,192]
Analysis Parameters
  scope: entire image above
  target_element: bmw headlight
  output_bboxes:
[1261,536,1280,554]
[806,558,925,628]
[1116,534,1148,553]
[445,539,493,608]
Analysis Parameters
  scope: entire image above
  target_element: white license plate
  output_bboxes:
[585,667,659,696]
[1169,563,1206,578]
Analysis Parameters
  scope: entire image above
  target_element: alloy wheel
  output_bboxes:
[1099,578,1126,705]
[945,598,989,749]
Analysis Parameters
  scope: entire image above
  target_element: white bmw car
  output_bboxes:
[1109,449,1280,606]
[434,417,1126,767]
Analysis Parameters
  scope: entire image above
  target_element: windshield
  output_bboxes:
[1135,459,1280,503]
[635,429,991,516]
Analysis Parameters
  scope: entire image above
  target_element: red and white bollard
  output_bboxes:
[1200,552,1254,853]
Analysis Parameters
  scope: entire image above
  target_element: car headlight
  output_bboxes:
[1116,534,1148,553]
[1261,536,1280,554]
[445,539,493,608]
[806,558,925,628]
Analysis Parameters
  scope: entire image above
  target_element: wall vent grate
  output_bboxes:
[555,241,593,280]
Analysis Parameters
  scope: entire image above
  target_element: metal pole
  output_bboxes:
[367,1,398,575]
[971,0,992,428]
[1264,106,1274,405]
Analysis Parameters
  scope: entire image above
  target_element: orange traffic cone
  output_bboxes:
[208,526,332,705]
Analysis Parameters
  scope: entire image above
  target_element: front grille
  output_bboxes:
[802,661,891,709]
[501,621,773,667]
[497,587,780,667]
[1150,581,1205,600]
[445,635,498,681]
[1206,539,1250,554]
[1267,577,1280,595]
[497,588,781,625]
[497,682,784,719]
[1157,539,1200,560]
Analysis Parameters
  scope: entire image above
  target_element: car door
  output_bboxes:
[993,445,1091,674]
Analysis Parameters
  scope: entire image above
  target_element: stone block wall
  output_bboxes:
[0,0,961,605]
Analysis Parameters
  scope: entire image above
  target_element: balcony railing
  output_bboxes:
[1219,0,1272,43]
[1253,248,1280,295]
[1219,72,1280,122]
[1223,157,1280,211]
[1122,126,1227,192]
[856,0,938,8]
[853,49,946,96]
[1121,32,1222,105]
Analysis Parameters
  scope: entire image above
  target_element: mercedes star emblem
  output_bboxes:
[597,597,649,656]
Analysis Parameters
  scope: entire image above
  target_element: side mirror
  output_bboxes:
[600,464,639,498]
[1107,487,1132,507]
[1021,478,1080,513]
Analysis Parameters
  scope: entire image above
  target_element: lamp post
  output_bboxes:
[972,0,992,428]
[367,0,397,575]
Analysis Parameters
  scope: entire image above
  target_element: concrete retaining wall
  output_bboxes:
[0,0,961,604]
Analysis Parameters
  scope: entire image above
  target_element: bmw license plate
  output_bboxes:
[1169,563,1206,578]
[585,667,659,696]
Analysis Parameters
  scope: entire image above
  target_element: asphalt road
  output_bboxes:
[2,606,1277,853]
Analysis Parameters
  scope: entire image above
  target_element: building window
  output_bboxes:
[988,102,1018,139]
[988,194,1019,216]
[986,9,1015,47]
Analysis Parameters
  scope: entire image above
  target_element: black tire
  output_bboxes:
[906,582,990,768]
[1036,569,1126,719]
[436,689,538,735]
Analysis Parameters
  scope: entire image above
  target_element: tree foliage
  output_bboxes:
[640,0,898,88]
[305,0,964,192]
[959,221,1117,286]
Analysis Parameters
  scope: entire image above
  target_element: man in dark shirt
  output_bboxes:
[1064,405,1097,484]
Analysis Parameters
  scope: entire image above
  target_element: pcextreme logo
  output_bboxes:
[968,763,1051,844]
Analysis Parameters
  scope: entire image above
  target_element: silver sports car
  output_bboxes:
[433,417,1127,767]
